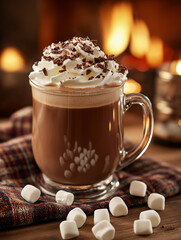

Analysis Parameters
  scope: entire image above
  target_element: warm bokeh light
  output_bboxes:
[146,37,163,68]
[113,108,115,122]
[124,79,142,94]
[100,2,133,57]
[178,119,181,127]
[130,19,150,58]
[176,60,181,75]
[109,121,112,132]
[170,60,181,75]
[0,47,25,72]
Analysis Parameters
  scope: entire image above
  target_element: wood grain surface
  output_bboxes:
[0,195,181,240]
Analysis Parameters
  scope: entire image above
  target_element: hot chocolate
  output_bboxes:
[31,84,123,185]
[29,37,127,186]
[32,97,122,185]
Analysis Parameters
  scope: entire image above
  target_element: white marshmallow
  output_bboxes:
[60,220,79,239]
[148,193,165,211]
[55,190,74,206]
[92,220,115,240]
[129,180,147,197]
[94,209,110,225]
[139,210,161,227]
[21,184,41,203]
[134,219,153,235]
[67,207,87,228]
[109,196,128,217]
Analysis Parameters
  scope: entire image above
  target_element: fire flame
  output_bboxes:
[146,37,163,68]
[100,2,164,69]
[100,2,166,94]
[100,2,133,57]
[0,47,25,72]
[130,20,163,68]
[130,19,150,58]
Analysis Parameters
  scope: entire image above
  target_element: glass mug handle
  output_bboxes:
[119,93,154,169]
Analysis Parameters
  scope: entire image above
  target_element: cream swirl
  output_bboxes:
[29,37,128,88]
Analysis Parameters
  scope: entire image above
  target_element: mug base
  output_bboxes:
[34,173,119,203]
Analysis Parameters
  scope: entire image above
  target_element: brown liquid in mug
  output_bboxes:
[32,98,121,185]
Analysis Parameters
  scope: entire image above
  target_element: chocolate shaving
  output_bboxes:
[51,49,60,54]
[71,53,81,60]
[59,70,65,73]
[53,58,62,66]
[118,65,127,74]
[43,55,54,61]
[42,67,48,76]
[107,54,115,60]
[86,69,91,75]
[94,57,106,63]
[82,62,88,69]
[53,55,68,66]
[81,44,94,55]
[61,42,68,48]
[103,61,108,73]
[88,76,94,80]
[91,40,98,46]
[97,63,104,69]
[95,73,103,78]
[75,64,82,69]
[96,62,108,73]
[34,61,38,66]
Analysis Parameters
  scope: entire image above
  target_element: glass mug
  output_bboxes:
[30,79,153,202]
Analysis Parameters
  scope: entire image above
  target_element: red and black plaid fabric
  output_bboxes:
[0,107,181,230]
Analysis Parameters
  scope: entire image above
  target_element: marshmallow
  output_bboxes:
[148,193,165,211]
[92,220,115,240]
[134,219,153,235]
[139,210,161,227]
[60,220,79,239]
[129,180,147,197]
[21,184,41,203]
[94,209,110,225]
[67,207,87,228]
[55,190,74,206]
[109,196,128,217]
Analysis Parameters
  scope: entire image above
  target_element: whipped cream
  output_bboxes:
[29,37,128,89]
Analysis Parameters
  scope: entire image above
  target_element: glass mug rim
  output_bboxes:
[29,78,124,96]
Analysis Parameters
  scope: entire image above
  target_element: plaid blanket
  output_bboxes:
[0,107,181,230]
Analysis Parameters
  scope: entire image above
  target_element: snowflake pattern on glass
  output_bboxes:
[59,136,110,179]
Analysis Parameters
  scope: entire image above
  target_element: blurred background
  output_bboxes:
[0,0,181,143]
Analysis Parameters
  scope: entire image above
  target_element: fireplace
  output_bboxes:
[1,0,181,117]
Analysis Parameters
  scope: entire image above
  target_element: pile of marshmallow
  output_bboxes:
[21,180,165,239]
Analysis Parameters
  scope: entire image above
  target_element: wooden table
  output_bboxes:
[0,114,181,239]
